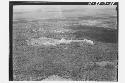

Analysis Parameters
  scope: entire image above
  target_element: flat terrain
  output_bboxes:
[12,6,118,81]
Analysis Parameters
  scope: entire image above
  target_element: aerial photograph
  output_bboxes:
[11,4,118,81]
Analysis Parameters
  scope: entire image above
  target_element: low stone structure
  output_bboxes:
[27,37,94,46]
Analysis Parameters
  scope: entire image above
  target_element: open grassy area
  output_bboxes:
[13,27,118,81]
[12,8,118,80]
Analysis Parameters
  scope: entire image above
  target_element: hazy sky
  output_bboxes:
[13,5,117,20]
[13,5,117,12]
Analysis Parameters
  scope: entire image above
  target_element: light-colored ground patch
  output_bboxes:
[42,75,72,81]
[27,37,94,46]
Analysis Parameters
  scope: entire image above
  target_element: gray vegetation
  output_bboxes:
[12,5,118,81]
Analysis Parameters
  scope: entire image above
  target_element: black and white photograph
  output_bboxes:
[9,2,118,81]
